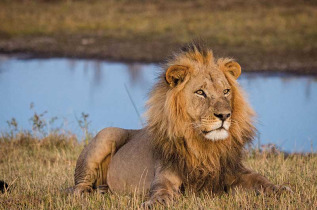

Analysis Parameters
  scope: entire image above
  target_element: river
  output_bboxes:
[0,55,316,152]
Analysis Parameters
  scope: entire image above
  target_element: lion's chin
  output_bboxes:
[204,129,229,141]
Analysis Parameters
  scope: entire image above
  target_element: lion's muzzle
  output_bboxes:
[201,113,231,141]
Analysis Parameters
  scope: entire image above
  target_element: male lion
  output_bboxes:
[73,43,290,207]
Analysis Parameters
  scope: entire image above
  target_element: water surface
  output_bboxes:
[0,56,316,152]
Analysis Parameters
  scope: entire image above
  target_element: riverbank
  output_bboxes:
[0,131,316,209]
[0,0,316,74]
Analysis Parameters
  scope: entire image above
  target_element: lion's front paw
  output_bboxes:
[141,200,154,209]
[257,184,293,195]
[264,184,279,194]
[277,185,293,194]
[73,184,93,194]
[141,193,173,209]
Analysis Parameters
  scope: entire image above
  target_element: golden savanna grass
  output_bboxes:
[0,0,316,72]
[0,132,316,209]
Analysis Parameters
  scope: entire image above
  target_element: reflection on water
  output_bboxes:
[0,56,316,152]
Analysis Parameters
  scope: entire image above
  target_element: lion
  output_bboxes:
[73,42,291,207]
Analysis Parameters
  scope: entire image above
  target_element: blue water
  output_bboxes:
[0,55,316,152]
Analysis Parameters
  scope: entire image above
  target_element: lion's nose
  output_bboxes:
[214,113,231,121]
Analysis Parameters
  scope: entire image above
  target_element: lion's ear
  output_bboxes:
[165,65,190,87]
[224,61,241,79]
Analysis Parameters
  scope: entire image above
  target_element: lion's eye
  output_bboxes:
[223,89,230,95]
[195,89,206,98]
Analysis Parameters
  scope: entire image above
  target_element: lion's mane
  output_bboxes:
[145,43,256,192]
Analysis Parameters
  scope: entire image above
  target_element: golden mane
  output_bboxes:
[145,43,256,192]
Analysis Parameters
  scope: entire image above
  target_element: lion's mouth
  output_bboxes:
[202,126,226,134]
[202,126,229,141]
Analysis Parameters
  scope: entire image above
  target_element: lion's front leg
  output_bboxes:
[142,165,182,208]
[232,168,292,194]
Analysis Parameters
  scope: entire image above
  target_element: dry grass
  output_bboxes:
[0,0,316,72]
[0,131,316,209]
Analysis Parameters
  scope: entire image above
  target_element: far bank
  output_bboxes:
[0,0,316,74]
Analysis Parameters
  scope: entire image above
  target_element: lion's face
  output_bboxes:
[184,68,233,141]
[165,60,241,141]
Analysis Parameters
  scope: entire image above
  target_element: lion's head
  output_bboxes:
[146,43,256,190]
[165,57,239,142]
[147,43,255,145]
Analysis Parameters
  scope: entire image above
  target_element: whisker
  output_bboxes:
[191,123,201,129]
[231,119,238,124]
